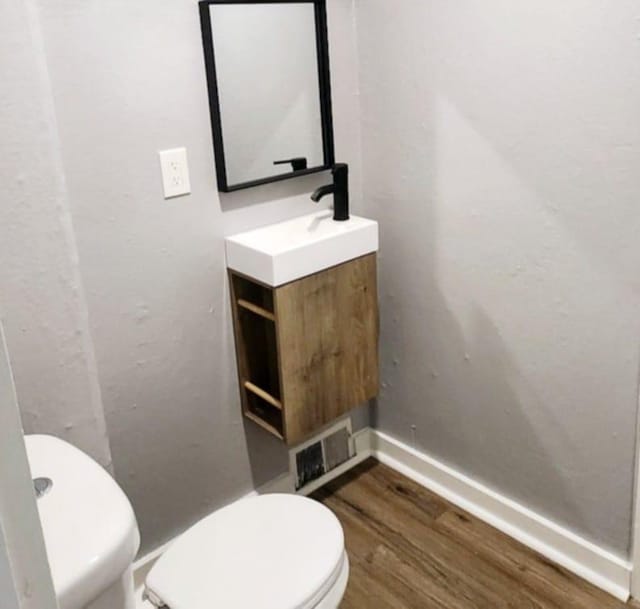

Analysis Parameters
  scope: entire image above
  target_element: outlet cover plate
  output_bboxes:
[159,147,191,198]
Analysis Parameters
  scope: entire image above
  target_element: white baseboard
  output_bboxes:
[369,429,632,602]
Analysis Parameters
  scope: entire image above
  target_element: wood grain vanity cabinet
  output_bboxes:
[229,254,379,446]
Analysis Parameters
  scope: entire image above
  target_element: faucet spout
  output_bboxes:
[311,184,335,202]
[309,163,350,221]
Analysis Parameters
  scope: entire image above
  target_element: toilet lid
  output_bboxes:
[146,494,345,609]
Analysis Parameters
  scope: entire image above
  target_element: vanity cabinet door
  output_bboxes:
[229,254,379,446]
[275,253,379,445]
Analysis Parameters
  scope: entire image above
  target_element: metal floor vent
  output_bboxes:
[292,420,355,491]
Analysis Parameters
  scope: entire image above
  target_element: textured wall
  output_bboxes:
[0,541,18,609]
[23,0,364,554]
[356,0,640,556]
[0,5,91,601]
[0,0,112,469]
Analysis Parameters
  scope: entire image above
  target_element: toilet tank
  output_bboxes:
[25,435,140,609]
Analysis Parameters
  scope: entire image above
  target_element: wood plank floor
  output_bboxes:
[313,459,637,609]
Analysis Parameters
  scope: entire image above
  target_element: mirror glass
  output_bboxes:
[201,1,333,191]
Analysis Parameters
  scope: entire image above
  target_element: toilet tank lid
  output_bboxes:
[146,494,345,609]
[25,435,140,609]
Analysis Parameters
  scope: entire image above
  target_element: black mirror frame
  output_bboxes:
[198,0,336,193]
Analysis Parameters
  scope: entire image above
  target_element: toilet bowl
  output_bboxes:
[144,494,349,609]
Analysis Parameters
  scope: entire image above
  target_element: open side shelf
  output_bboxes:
[230,272,284,440]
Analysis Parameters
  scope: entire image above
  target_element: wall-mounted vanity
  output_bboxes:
[226,212,379,445]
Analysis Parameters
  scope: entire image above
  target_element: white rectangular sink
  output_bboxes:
[225,211,379,286]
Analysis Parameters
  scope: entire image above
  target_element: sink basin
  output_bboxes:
[225,211,379,286]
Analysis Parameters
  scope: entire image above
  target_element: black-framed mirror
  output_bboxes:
[199,0,335,192]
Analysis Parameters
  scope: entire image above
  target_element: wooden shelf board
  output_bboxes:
[244,381,283,410]
[237,299,275,322]
[244,411,284,440]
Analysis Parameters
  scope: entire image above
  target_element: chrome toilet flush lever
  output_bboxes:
[33,477,53,499]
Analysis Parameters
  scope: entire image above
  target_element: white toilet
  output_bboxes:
[25,435,349,609]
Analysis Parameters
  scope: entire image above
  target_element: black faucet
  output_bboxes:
[310,163,349,221]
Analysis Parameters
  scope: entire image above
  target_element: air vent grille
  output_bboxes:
[296,442,325,489]
[292,420,355,491]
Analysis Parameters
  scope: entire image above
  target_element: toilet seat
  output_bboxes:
[145,494,346,609]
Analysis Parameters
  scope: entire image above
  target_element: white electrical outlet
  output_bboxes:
[159,148,191,198]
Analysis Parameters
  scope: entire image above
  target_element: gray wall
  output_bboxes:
[0,0,364,554]
[0,0,112,470]
[0,542,19,609]
[0,4,82,603]
[356,0,640,556]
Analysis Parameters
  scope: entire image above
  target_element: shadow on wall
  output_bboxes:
[359,0,638,556]
[369,126,635,554]
[372,268,594,545]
